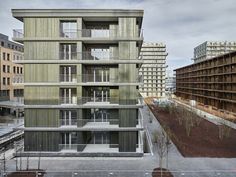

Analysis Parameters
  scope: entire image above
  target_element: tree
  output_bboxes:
[155,129,170,177]
[38,144,42,170]
[148,109,153,123]
[218,112,231,140]
[218,122,231,140]
[26,148,29,170]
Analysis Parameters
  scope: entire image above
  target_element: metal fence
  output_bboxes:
[1,170,236,177]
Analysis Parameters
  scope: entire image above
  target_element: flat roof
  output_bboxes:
[12,9,144,22]
[174,50,236,71]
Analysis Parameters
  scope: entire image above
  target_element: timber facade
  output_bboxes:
[12,9,144,156]
[175,51,236,113]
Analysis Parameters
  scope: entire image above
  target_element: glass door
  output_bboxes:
[91,132,110,144]
[60,44,77,60]
[91,109,109,122]
[61,132,77,150]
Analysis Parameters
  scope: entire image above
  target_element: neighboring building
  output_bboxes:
[165,70,176,93]
[165,76,176,93]
[193,41,236,63]
[175,51,236,113]
[12,9,144,156]
[0,33,24,102]
[139,42,167,97]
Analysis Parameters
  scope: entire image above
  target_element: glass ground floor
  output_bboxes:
[24,130,143,153]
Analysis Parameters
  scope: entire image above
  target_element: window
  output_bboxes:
[1,41,4,47]
[3,78,6,85]
[59,43,77,60]
[20,67,23,74]
[7,78,10,85]
[7,65,10,73]
[17,67,19,74]
[14,89,24,97]
[3,52,6,60]
[7,53,10,60]
[60,21,77,38]
[13,66,16,73]
[3,65,6,73]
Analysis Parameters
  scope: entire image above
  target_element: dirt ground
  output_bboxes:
[145,97,236,157]
[7,170,45,177]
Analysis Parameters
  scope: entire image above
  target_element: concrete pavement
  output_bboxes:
[1,105,236,177]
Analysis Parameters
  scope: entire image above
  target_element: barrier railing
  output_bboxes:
[13,28,143,39]
[1,170,236,177]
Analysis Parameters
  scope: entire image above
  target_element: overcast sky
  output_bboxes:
[0,0,236,74]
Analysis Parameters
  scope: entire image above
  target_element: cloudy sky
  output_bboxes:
[0,0,236,74]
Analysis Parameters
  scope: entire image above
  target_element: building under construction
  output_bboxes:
[175,51,236,113]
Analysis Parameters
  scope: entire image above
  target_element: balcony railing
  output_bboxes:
[24,97,143,106]
[13,28,143,39]
[60,74,77,83]
[82,74,111,83]
[59,118,77,126]
[80,119,119,124]
[13,29,24,38]
[82,29,111,38]
[79,97,119,104]
[12,97,24,104]
[82,74,143,83]
[81,51,117,60]
[60,97,77,105]
[61,29,143,38]
[59,144,78,151]
[59,97,143,105]
[59,143,143,152]
[21,74,142,84]
[59,110,143,128]
[78,97,144,105]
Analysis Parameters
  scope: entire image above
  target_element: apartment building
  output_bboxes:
[0,33,24,102]
[193,41,236,63]
[12,9,144,156]
[175,51,236,113]
[139,42,167,97]
[165,76,176,93]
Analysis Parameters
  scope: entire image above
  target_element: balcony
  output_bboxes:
[13,28,143,39]
[79,97,119,105]
[58,112,143,129]
[82,74,143,84]
[82,74,110,83]
[79,97,143,106]
[60,74,77,83]
[12,97,24,104]
[59,143,143,153]
[59,118,77,127]
[13,29,24,38]
[60,97,77,105]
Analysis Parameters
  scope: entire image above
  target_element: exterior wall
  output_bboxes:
[139,42,167,97]
[175,51,236,113]
[0,36,24,101]
[12,9,143,155]
[165,76,176,92]
[194,41,236,63]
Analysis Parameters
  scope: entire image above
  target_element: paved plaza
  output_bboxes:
[2,105,236,177]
